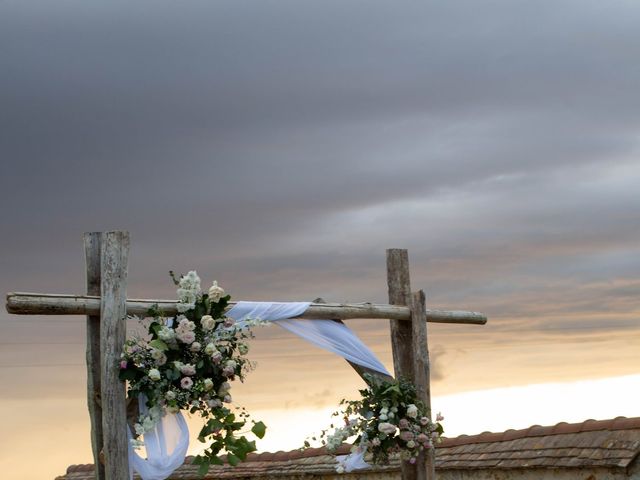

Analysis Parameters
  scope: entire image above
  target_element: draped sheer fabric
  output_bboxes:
[228,302,390,376]
[127,396,190,480]
[128,301,387,479]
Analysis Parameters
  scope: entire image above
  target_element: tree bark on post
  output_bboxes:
[84,232,105,480]
[411,290,435,480]
[100,231,130,479]
[386,249,417,480]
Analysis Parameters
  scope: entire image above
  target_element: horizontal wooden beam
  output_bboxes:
[5,292,487,325]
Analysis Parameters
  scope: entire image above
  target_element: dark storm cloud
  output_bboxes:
[1,0,639,360]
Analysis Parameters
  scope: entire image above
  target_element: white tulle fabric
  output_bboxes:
[128,301,386,479]
[228,302,390,376]
[337,447,370,472]
[127,395,190,480]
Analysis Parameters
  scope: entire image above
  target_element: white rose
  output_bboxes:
[203,378,214,391]
[204,343,216,355]
[180,363,196,376]
[406,404,419,419]
[201,315,216,331]
[148,368,161,381]
[378,422,397,435]
[165,391,176,401]
[238,343,249,355]
[208,281,225,302]
[190,342,202,352]
[407,440,416,449]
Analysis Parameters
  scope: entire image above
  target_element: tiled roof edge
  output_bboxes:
[441,416,640,448]
[64,416,640,473]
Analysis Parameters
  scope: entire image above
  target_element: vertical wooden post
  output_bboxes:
[386,249,417,480]
[411,290,435,480]
[84,232,105,480]
[100,231,130,479]
[386,249,414,379]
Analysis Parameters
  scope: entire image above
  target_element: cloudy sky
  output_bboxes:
[1,0,639,478]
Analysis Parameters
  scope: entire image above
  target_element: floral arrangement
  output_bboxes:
[309,375,444,471]
[119,271,266,476]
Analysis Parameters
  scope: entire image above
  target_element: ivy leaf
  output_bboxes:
[197,459,210,477]
[251,421,267,439]
[148,321,162,336]
[227,454,240,467]
[149,339,168,351]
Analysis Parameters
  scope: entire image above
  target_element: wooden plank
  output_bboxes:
[5,292,487,325]
[100,231,130,479]
[386,249,416,480]
[411,290,435,480]
[84,232,105,480]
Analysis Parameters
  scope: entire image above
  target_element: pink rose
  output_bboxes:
[409,457,416,465]
[436,412,444,422]
[417,434,429,443]
[399,418,410,429]
[223,394,232,403]
[120,360,128,369]
[371,438,381,447]
[400,431,415,442]
[180,377,193,389]
[420,417,430,426]
[223,317,235,328]
[211,351,222,364]
[179,331,196,344]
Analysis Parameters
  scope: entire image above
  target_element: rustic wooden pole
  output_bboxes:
[84,232,105,480]
[100,231,130,479]
[386,248,417,480]
[5,293,487,325]
[411,290,435,480]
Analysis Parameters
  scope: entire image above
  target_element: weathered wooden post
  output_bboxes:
[387,249,435,480]
[100,231,130,479]
[410,290,435,479]
[84,232,105,480]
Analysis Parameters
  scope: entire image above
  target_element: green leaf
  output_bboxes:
[148,321,161,336]
[149,339,168,351]
[227,454,240,467]
[251,421,267,439]
[197,460,210,477]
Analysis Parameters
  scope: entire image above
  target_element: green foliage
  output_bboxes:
[308,374,444,466]
[121,271,267,476]
[251,421,266,439]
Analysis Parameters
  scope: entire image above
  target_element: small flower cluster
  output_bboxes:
[309,375,444,468]
[120,271,267,476]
